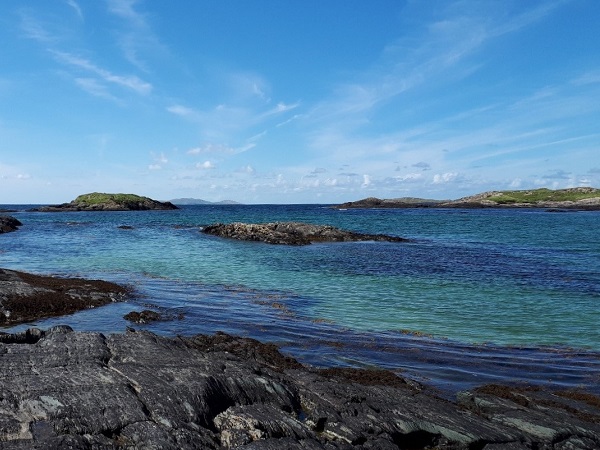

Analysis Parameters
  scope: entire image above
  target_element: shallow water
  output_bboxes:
[1,204,599,394]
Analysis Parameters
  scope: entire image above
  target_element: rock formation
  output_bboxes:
[32,193,178,212]
[0,215,22,233]
[0,327,597,449]
[0,268,129,325]
[335,188,600,210]
[202,222,409,245]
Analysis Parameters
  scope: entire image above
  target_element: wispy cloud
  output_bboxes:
[106,0,166,70]
[19,11,57,44]
[52,51,152,95]
[65,0,83,21]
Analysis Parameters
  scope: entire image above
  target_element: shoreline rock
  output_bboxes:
[202,222,409,245]
[0,268,130,325]
[0,327,597,449]
[31,192,178,212]
[0,215,22,233]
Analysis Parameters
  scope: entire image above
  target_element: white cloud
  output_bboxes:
[433,172,459,184]
[361,174,372,187]
[196,161,215,170]
[148,164,161,171]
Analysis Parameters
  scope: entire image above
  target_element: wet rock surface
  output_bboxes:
[0,215,22,233]
[202,222,409,245]
[0,268,130,325]
[0,327,597,449]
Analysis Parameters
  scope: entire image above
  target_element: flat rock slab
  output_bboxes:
[0,327,598,449]
[202,222,409,245]
[0,268,129,325]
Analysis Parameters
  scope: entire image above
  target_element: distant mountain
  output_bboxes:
[170,198,242,205]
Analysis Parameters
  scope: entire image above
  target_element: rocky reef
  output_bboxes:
[0,215,22,233]
[0,327,597,449]
[32,193,178,212]
[202,222,408,245]
[0,268,129,325]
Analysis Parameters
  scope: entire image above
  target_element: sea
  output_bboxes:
[1,204,599,396]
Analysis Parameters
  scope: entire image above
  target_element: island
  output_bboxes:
[31,193,178,212]
[201,222,409,245]
[335,187,600,210]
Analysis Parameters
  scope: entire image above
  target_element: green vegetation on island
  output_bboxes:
[483,187,600,204]
[33,192,178,212]
[335,187,600,210]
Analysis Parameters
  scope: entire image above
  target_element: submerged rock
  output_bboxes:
[0,268,130,325]
[202,222,409,245]
[124,309,163,324]
[0,328,597,449]
[0,215,22,233]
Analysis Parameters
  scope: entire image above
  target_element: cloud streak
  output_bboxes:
[52,51,152,95]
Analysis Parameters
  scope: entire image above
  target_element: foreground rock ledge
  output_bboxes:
[0,268,129,325]
[0,327,597,449]
[202,222,409,245]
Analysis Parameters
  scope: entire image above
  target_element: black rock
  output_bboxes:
[0,328,597,449]
[0,215,22,233]
[202,222,409,246]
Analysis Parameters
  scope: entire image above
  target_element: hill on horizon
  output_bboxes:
[169,198,242,205]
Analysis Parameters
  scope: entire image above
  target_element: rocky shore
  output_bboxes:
[0,326,597,449]
[0,268,130,325]
[202,222,408,245]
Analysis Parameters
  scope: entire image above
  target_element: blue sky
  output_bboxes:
[1,0,599,204]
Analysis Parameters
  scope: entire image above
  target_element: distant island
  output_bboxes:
[169,198,241,205]
[32,193,178,212]
[335,187,600,210]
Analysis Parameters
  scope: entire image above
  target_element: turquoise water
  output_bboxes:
[1,205,599,393]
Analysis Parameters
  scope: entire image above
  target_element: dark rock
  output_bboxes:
[0,268,130,325]
[117,225,134,229]
[335,197,444,209]
[0,328,597,449]
[0,215,22,233]
[124,309,163,324]
[202,222,409,245]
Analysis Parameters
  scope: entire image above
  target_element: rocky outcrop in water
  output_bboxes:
[0,327,597,449]
[32,193,178,212]
[0,215,22,233]
[0,268,129,325]
[202,222,409,245]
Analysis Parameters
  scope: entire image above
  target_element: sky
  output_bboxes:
[1,0,599,204]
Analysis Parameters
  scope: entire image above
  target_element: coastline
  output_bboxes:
[0,270,599,448]
[0,324,599,448]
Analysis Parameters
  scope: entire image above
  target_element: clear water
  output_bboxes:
[1,205,599,394]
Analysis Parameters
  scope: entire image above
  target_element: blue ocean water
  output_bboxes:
[1,204,599,394]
